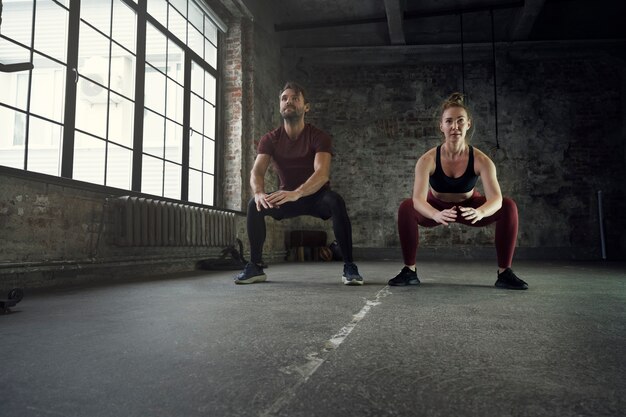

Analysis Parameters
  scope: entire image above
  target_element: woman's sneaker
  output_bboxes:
[494,268,528,290]
[342,263,364,285]
[234,262,267,285]
[388,267,420,286]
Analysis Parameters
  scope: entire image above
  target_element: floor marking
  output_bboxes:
[261,286,391,417]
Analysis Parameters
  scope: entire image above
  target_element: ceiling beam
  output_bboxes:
[275,1,523,32]
[384,0,405,45]
[509,0,546,40]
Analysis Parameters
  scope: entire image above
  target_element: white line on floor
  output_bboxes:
[260,286,391,417]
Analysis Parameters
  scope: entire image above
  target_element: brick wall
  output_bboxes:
[280,46,626,260]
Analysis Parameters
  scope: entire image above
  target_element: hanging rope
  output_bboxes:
[460,13,466,97]
[490,8,500,150]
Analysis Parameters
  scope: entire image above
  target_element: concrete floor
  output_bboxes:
[1,260,625,417]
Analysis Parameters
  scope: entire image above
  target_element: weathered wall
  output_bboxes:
[281,44,626,261]
[0,168,232,291]
[2,6,624,292]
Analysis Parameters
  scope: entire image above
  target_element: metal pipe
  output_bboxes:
[597,190,607,260]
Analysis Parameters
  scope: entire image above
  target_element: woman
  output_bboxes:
[389,93,528,290]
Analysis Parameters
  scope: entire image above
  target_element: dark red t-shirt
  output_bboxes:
[257,123,333,191]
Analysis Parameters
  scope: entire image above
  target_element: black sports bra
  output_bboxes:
[429,145,478,193]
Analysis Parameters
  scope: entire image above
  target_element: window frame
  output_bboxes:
[0,0,226,208]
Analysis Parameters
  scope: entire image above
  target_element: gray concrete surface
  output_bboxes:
[1,260,625,417]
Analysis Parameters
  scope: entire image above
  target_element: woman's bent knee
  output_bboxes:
[398,198,414,215]
[501,197,518,216]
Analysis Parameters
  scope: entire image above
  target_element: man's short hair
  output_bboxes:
[279,81,308,103]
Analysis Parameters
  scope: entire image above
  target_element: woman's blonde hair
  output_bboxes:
[440,92,472,120]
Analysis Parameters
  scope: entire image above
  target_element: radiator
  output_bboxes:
[110,196,236,247]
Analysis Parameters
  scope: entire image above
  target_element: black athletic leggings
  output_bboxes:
[247,188,354,264]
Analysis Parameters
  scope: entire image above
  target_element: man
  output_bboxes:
[235,82,364,285]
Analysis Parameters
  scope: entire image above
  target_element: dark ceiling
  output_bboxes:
[269,0,625,48]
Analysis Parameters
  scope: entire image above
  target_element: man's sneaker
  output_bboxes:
[494,268,528,290]
[388,266,420,286]
[342,263,364,286]
[234,262,267,285]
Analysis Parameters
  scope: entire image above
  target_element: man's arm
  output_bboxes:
[250,154,272,211]
[265,151,331,207]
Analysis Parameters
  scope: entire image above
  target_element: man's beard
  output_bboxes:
[281,107,303,122]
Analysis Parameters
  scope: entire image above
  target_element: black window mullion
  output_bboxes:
[61,0,81,178]
[181,53,191,201]
[213,30,223,207]
[132,0,147,191]
[22,1,37,170]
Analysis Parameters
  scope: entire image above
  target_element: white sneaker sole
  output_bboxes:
[235,274,267,285]
[342,276,364,286]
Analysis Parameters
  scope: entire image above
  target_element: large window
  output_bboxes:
[0,0,223,206]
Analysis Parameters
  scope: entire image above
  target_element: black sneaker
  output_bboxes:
[494,268,528,290]
[234,262,267,285]
[342,263,364,286]
[388,266,420,286]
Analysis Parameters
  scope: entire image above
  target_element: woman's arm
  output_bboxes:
[459,149,503,223]
[412,150,458,225]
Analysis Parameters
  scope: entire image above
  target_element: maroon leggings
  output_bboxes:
[398,191,518,268]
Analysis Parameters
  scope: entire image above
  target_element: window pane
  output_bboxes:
[189,93,203,135]
[0,107,26,169]
[143,110,165,154]
[170,0,187,16]
[73,132,105,184]
[0,69,30,111]
[0,37,32,68]
[204,102,215,139]
[163,161,181,200]
[145,23,167,68]
[168,7,186,44]
[204,41,217,69]
[2,0,34,46]
[34,1,69,63]
[112,0,137,53]
[106,143,132,189]
[81,0,112,36]
[166,78,184,123]
[188,25,203,57]
[204,17,217,45]
[188,168,201,204]
[78,24,111,80]
[76,75,108,139]
[147,0,167,22]
[205,72,216,105]
[203,136,215,174]
[203,172,214,205]
[167,39,184,85]
[142,154,164,196]
[109,93,134,147]
[30,53,66,123]
[189,131,201,170]
[164,120,182,163]
[27,117,63,176]
[188,2,203,32]
[110,44,136,99]
[144,65,166,114]
[190,61,202,95]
